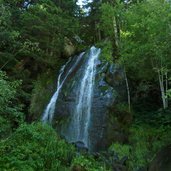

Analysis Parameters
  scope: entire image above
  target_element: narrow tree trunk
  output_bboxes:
[113,16,119,48]
[158,70,167,109]
[50,37,54,57]
[98,28,101,41]
[165,71,168,108]
[124,68,131,112]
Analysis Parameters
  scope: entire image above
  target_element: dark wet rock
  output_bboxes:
[96,151,128,171]
[102,106,132,148]
[52,49,127,152]
[64,37,75,57]
[148,144,171,171]
[73,141,88,152]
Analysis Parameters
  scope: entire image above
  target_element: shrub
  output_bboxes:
[128,124,171,170]
[0,70,24,139]
[109,143,131,160]
[0,123,75,171]
[71,155,108,171]
[96,41,113,63]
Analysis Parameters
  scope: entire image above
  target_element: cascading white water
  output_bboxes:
[76,47,101,146]
[42,52,84,123]
[42,46,101,149]
[66,46,101,147]
[42,60,70,123]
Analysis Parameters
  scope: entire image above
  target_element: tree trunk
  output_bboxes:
[113,16,119,48]
[158,70,167,109]
[165,71,168,108]
[124,68,131,112]
[98,28,101,41]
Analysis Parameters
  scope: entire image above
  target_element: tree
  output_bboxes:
[99,1,131,111]
[0,71,24,138]
[0,1,21,71]
[120,0,171,109]
[0,0,80,119]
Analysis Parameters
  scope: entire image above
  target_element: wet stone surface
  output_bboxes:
[52,48,127,152]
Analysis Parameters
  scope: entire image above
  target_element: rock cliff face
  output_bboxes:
[49,47,127,151]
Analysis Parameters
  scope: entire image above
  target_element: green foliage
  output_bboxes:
[0,2,20,70]
[0,123,75,170]
[166,86,171,99]
[0,71,24,139]
[72,155,108,171]
[29,72,56,120]
[109,143,130,160]
[99,3,116,38]
[0,123,110,171]
[1,1,171,171]
[107,108,171,171]
[109,103,132,130]
[97,41,113,62]
[120,0,171,79]
[18,0,78,66]
[97,0,171,109]
[0,0,80,122]
[128,123,171,170]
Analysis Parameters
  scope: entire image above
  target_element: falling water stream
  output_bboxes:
[42,52,84,123]
[69,47,101,147]
[42,46,101,148]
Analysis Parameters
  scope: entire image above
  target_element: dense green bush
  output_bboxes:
[72,155,108,171]
[128,123,171,170]
[107,108,171,171]
[96,41,113,63]
[0,71,24,139]
[0,123,75,171]
[109,143,130,161]
[0,123,113,171]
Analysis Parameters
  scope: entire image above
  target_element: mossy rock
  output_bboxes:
[29,70,56,121]
[104,105,133,148]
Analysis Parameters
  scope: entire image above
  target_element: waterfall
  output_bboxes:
[42,46,101,149]
[64,46,101,148]
[42,60,70,123]
[42,52,85,123]
[74,46,101,147]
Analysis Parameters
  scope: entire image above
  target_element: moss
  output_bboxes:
[29,70,56,120]
[100,85,110,92]
[104,104,132,148]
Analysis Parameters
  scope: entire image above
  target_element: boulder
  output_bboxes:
[73,141,88,152]
[148,145,171,171]
[64,37,75,57]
